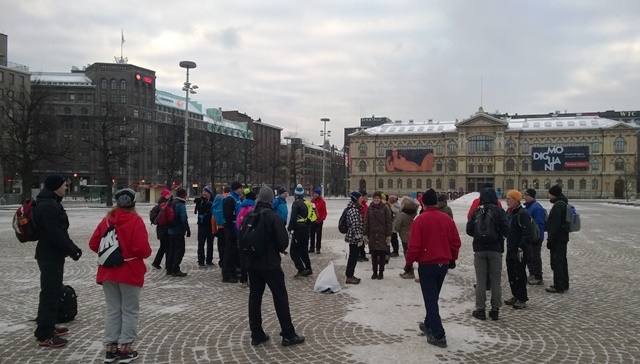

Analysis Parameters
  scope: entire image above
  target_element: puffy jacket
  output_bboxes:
[168,198,190,236]
[287,198,308,230]
[89,209,152,287]
[312,196,327,222]
[390,201,400,232]
[506,205,534,251]
[246,202,289,271]
[272,196,288,224]
[345,201,364,245]
[394,198,418,243]
[32,188,80,260]
[437,200,453,219]
[364,202,392,251]
[406,207,461,265]
[193,196,213,226]
[524,199,546,241]
[466,189,510,253]
[236,199,256,230]
[546,193,570,244]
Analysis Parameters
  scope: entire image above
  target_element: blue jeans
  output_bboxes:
[418,264,449,340]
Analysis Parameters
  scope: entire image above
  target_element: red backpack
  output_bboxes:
[156,199,176,226]
[12,198,40,243]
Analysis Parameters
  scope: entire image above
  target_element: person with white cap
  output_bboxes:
[287,184,312,277]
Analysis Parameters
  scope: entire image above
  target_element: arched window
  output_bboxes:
[544,179,551,189]
[378,179,384,189]
[615,137,626,152]
[522,179,529,189]
[506,159,515,172]
[522,160,529,172]
[591,159,599,171]
[120,79,127,90]
[591,139,600,153]
[416,178,423,189]
[359,179,366,191]
[506,178,514,189]
[545,139,552,148]
[101,79,107,89]
[377,160,385,172]
[426,178,432,189]
[436,160,443,172]
[506,139,516,153]
[568,179,574,190]
[468,163,474,173]
[436,178,442,190]
[567,139,575,147]
[397,179,403,189]
[592,178,598,190]
[579,179,586,190]
[556,179,563,188]
[448,159,457,172]
[614,157,625,171]
[377,143,385,156]
[533,140,540,148]
[436,143,443,155]
[407,179,412,189]
[449,178,456,189]
[426,142,433,151]
[111,79,117,90]
[468,135,494,153]
[533,179,539,189]
[521,140,529,153]
[359,142,367,156]
[358,160,367,172]
[388,179,393,189]
[448,140,457,155]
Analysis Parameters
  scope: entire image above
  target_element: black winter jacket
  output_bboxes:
[287,198,308,230]
[193,196,213,226]
[247,202,289,271]
[466,189,510,253]
[546,193,570,243]
[32,188,80,260]
[506,205,534,252]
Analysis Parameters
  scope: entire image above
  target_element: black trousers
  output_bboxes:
[167,235,186,273]
[527,238,544,279]
[248,268,295,339]
[290,224,311,272]
[345,244,359,277]
[371,250,387,274]
[359,244,367,258]
[35,256,64,340]
[222,226,238,280]
[152,234,169,267]
[391,232,399,254]
[549,241,569,290]
[309,221,323,252]
[217,227,226,267]
[197,224,214,264]
[506,250,528,302]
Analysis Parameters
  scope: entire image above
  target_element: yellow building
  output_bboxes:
[349,107,639,199]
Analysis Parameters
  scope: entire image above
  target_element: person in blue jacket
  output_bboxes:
[523,189,547,285]
[167,188,191,277]
[272,187,289,225]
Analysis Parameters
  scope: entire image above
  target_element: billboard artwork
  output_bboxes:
[532,146,589,171]
[385,149,434,172]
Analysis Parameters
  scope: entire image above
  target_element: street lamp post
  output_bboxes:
[320,118,331,198]
[179,61,197,190]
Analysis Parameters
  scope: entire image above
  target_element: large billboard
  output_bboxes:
[385,149,434,172]
[532,146,589,171]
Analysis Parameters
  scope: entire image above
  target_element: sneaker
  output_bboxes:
[172,271,188,277]
[151,263,161,269]
[390,252,399,257]
[528,276,543,285]
[222,277,239,283]
[371,273,378,279]
[38,335,67,348]
[119,343,139,364]
[427,335,447,348]
[399,271,415,279]
[546,286,566,294]
[489,309,500,321]
[472,309,487,320]
[302,269,313,277]
[282,334,305,347]
[512,300,527,309]
[504,297,518,306]
[345,276,361,284]
[251,334,270,346]
[377,272,384,280]
[54,327,69,337]
[418,322,432,337]
[198,263,206,267]
[105,343,119,363]
[165,270,173,276]
[294,271,306,278]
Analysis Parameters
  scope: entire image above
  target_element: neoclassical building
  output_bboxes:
[349,107,639,199]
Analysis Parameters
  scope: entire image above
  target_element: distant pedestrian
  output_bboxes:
[89,188,152,363]
[151,189,172,270]
[363,191,393,279]
[194,186,215,267]
[222,181,243,283]
[309,189,327,254]
[32,174,82,348]
[287,184,312,277]
[545,185,570,294]
[167,188,190,277]
[245,185,305,347]
[344,191,364,284]
[523,189,547,285]
[504,190,533,310]
[407,189,461,348]
[397,197,419,279]
[388,195,401,257]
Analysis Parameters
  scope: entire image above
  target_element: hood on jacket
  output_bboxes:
[550,192,568,204]
[106,208,139,227]
[479,188,499,205]
[36,187,63,203]
[401,197,418,213]
[240,199,256,208]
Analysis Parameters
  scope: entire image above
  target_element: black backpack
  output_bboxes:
[56,285,78,323]
[338,207,349,234]
[149,204,161,225]
[239,209,270,257]
[473,205,499,242]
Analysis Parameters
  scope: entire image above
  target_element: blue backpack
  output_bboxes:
[211,194,225,226]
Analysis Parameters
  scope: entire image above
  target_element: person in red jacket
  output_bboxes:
[89,189,152,364]
[407,189,461,349]
[308,189,327,254]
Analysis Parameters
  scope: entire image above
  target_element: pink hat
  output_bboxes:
[161,189,171,198]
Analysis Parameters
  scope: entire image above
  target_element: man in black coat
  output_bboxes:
[32,174,82,347]
[194,186,215,266]
[545,185,571,293]
[246,185,305,347]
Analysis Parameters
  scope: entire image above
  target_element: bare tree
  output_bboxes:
[0,87,72,200]
[234,138,256,185]
[155,113,185,188]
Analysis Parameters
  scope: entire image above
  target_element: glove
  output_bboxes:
[386,236,391,246]
[186,229,191,238]
[448,260,456,269]
[517,248,524,262]
[72,247,82,261]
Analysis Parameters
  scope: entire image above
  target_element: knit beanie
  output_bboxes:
[524,188,537,198]
[373,191,383,198]
[548,185,562,197]
[278,187,287,196]
[231,181,243,191]
[44,174,65,191]
[161,189,171,198]
[422,189,438,206]
[257,185,274,203]
[350,191,362,203]
[243,188,251,195]
[115,188,137,208]
[438,193,447,202]
[507,189,523,201]
[246,191,257,201]
[203,186,214,196]
[223,186,231,193]
[294,184,304,197]
[176,188,188,199]
[313,188,322,196]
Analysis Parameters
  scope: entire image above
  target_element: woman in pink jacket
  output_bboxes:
[89,189,152,364]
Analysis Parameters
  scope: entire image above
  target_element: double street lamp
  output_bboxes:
[179,61,197,190]
[320,118,331,198]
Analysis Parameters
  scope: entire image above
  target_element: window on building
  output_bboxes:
[417,178,423,189]
[448,159,457,172]
[580,179,586,190]
[147,125,153,134]
[64,107,72,115]
[522,160,529,172]
[377,160,385,172]
[448,178,456,189]
[358,160,367,172]
[81,120,89,129]
[426,142,433,151]
[9,73,14,84]
[591,159,599,171]
[506,178,514,190]
[7,90,14,99]
[522,179,529,189]
[533,179,539,189]
[567,139,575,147]
[397,179,403,189]
[133,109,139,118]
[407,178,412,189]
[436,160,443,172]
[69,94,75,101]
[544,179,551,189]
[426,178,432,189]
[487,164,493,173]
[533,140,540,148]
[111,94,117,103]
[468,135,494,153]
[101,79,107,89]
[505,159,515,172]
[591,139,600,153]
[556,179,563,188]
[388,179,393,189]
[580,139,588,147]
[111,79,117,90]
[359,142,367,156]
[62,118,73,129]
[448,140,457,155]
[521,140,529,154]
[378,179,384,189]
[120,95,127,104]
[592,178,598,191]
[614,157,625,171]
[568,179,574,190]
[614,137,626,152]
[436,143,443,155]
[100,107,107,116]
[506,139,516,153]
[377,143,385,156]
[545,139,552,148]
[468,164,474,173]
[0,71,3,82]
[19,75,24,86]
[436,179,442,190]
[101,94,107,103]
[120,79,127,90]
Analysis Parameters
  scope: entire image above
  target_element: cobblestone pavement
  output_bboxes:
[0,200,638,363]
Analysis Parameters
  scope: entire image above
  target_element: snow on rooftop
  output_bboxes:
[30,72,92,86]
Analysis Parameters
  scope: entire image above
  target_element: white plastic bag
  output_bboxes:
[313,262,341,293]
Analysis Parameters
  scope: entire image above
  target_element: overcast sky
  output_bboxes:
[2,1,639,148]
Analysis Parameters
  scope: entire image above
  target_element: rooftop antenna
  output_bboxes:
[115,29,128,64]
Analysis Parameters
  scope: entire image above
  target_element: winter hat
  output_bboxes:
[44,174,65,191]
[231,181,243,191]
[524,188,537,198]
[548,185,562,197]
[350,191,362,203]
[294,184,304,197]
[483,182,494,188]
[245,191,257,201]
[161,189,172,198]
[507,190,523,201]
[243,188,251,195]
[422,189,438,206]
[373,191,383,198]
[359,189,368,196]
[438,193,447,202]
[203,186,214,196]
[223,186,231,193]
[176,188,188,199]
[313,188,322,195]
[115,188,137,208]
[278,187,287,196]
[257,185,274,203]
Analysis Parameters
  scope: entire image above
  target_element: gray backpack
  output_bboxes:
[558,201,581,232]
